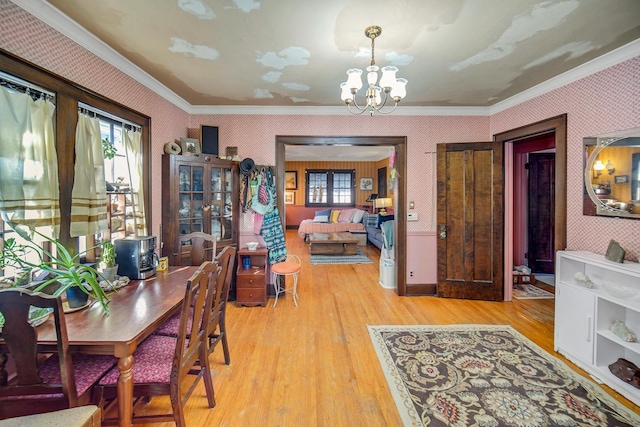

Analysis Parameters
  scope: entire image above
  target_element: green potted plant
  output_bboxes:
[1,222,113,314]
[1,236,32,287]
[99,241,119,282]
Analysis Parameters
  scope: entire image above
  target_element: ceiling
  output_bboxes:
[14,0,640,161]
[24,0,640,112]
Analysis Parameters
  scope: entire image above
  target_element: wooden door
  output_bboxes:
[437,142,504,301]
[528,153,555,274]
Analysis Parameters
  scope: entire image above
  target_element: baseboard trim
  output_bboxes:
[405,283,436,295]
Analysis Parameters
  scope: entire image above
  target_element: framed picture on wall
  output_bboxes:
[614,175,629,184]
[360,177,373,190]
[284,191,295,204]
[285,171,298,190]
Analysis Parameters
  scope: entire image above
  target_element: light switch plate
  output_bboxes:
[407,213,418,221]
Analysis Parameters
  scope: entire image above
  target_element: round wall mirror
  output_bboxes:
[583,126,640,219]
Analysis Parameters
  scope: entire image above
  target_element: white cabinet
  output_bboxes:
[555,282,595,366]
[555,250,640,406]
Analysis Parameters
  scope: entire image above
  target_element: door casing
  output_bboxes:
[275,136,410,296]
[495,115,567,300]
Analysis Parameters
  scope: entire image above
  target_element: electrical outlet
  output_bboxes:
[409,271,414,278]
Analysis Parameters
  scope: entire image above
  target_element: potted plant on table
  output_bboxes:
[0,222,113,314]
[98,241,119,282]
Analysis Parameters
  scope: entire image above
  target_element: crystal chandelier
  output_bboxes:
[340,26,408,116]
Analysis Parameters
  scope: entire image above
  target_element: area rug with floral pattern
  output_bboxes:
[368,324,640,427]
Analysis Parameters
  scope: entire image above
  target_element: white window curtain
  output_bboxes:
[70,113,108,237]
[0,86,60,237]
[124,128,146,235]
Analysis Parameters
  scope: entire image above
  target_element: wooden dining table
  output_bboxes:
[0,265,198,427]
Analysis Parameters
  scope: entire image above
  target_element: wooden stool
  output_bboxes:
[271,255,301,307]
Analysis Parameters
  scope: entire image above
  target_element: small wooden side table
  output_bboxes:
[236,248,267,307]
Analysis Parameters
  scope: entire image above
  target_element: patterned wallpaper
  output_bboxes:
[2,0,639,260]
[188,114,490,234]
[491,57,640,261]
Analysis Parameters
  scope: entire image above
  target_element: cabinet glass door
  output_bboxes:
[209,167,234,245]
[179,164,205,236]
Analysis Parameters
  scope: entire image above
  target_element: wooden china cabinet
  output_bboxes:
[161,154,239,265]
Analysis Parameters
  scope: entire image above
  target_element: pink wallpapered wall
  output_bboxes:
[189,114,490,234]
[2,0,639,261]
[491,57,640,261]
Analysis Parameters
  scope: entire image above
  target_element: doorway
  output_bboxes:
[275,136,409,296]
[495,115,567,298]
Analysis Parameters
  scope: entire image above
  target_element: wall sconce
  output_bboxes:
[593,159,605,177]
[375,197,392,215]
[606,159,615,175]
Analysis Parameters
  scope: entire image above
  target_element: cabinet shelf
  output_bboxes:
[596,330,640,353]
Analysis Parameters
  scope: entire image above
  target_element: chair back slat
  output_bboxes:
[173,261,216,382]
[178,232,217,266]
[0,288,77,405]
[204,246,236,336]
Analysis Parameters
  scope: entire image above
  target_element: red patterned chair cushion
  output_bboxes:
[99,335,177,385]
[1,354,117,400]
[153,307,195,336]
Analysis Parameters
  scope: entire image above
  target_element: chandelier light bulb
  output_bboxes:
[345,69,363,92]
[379,66,398,90]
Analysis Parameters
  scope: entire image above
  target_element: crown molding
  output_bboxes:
[13,0,192,113]
[490,38,640,115]
[15,1,640,118]
[188,104,490,116]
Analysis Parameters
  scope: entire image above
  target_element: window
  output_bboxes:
[305,169,355,207]
[1,50,150,262]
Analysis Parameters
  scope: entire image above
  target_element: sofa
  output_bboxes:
[363,214,394,250]
[297,207,367,240]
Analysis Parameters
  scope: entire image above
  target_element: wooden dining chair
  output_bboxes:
[0,288,117,419]
[98,261,217,426]
[203,245,236,365]
[178,232,217,266]
[154,245,236,365]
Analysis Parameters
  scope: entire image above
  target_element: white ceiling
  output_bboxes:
[18,0,640,113]
[13,0,640,161]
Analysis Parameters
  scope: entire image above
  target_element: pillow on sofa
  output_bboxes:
[338,208,355,223]
[330,210,341,223]
[351,209,365,224]
[313,215,329,223]
[313,208,331,223]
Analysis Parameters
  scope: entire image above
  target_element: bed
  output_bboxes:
[297,219,365,240]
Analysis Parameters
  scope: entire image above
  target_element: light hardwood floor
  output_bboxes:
[130,230,639,426]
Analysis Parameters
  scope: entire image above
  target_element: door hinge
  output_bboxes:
[524,163,530,169]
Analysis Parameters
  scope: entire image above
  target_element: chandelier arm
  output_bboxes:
[349,95,367,112]
[371,101,400,115]
[346,103,368,115]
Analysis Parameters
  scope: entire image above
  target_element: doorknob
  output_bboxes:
[439,224,447,239]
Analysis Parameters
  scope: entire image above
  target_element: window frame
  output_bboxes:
[0,50,151,258]
[304,169,356,208]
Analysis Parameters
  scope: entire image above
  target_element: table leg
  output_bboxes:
[117,355,134,427]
